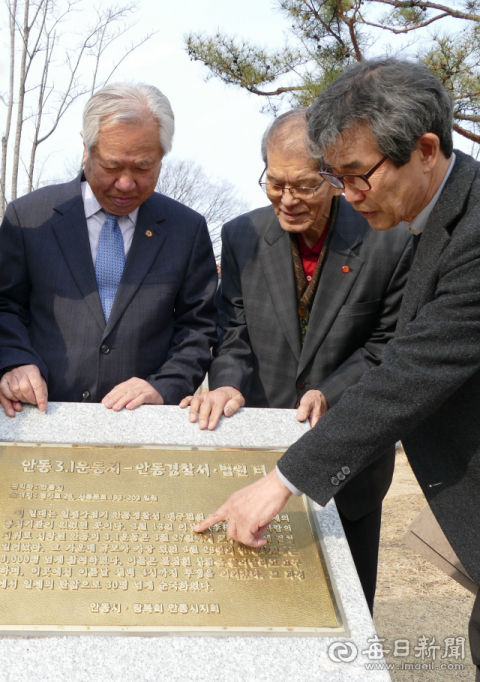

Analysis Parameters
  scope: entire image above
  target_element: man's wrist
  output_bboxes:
[275,465,303,496]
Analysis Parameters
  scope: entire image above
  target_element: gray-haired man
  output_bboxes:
[194,59,480,672]
[0,83,217,415]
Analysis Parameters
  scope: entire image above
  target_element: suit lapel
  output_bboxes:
[260,215,302,361]
[52,182,106,333]
[298,198,365,376]
[103,197,167,338]
[397,151,476,333]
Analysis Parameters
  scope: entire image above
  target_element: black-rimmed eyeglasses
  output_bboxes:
[319,156,388,192]
[258,168,325,200]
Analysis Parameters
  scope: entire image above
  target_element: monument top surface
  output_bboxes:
[0,402,310,449]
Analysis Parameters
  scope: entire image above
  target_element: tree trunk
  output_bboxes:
[1,0,18,217]
[12,0,31,201]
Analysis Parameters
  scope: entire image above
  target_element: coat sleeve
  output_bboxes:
[207,224,255,394]
[146,216,218,404]
[278,223,480,504]
[0,202,49,379]
[316,236,414,407]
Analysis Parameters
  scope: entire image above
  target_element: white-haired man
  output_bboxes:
[0,83,217,414]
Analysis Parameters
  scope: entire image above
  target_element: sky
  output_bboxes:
[0,0,295,210]
[0,0,474,210]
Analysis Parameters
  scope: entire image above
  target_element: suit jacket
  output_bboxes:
[279,150,480,585]
[210,198,413,519]
[0,175,217,405]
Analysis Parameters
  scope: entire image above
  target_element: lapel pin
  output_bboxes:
[342,265,350,273]
[145,230,153,238]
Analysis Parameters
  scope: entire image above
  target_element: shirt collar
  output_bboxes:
[405,153,456,236]
[81,181,140,226]
[297,232,324,256]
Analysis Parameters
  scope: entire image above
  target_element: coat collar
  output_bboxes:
[260,197,366,367]
[51,175,168,337]
[397,150,478,331]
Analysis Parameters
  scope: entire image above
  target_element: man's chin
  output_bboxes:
[278,221,309,234]
[361,212,394,231]
[106,198,139,215]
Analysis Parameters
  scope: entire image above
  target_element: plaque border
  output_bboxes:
[0,442,347,637]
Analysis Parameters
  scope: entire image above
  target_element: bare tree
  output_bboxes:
[157,158,250,259]
[1,0,155,216]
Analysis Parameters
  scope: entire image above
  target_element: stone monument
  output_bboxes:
[0,403,391,681]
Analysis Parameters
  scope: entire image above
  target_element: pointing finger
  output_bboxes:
[194,506,226,533]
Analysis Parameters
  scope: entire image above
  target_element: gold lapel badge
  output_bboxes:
[145,230,153,237]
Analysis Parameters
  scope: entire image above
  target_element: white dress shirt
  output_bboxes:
[277,153,457,497]
[81,181,139,264]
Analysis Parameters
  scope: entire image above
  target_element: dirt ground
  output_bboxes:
[373,449,476,680]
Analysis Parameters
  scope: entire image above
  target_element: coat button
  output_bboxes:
[82,391,90,400]
[101,345,110,355]
[337,471,345,481]
[331,476,340,486]
[342,265,350,273]
[296,380,306,389]
[342,466,351,476]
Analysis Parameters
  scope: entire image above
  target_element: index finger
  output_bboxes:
[193,506,227,533]
[30,375,48,412]
[188,395,204,423]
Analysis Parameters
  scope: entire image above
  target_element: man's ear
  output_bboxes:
[416,133,441,172]
[82,141,88,167]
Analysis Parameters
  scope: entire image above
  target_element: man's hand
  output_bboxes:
[296,389,329,427]
[0,365,48,414]
[0,387,22,418]
[180,386,245,430]
[102,378,164,411]
[193,468,292,547]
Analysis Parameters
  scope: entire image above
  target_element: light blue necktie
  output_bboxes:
[95,211,125,322]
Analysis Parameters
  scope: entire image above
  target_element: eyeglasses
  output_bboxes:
[258,168,325,200]
[319,156,388,192]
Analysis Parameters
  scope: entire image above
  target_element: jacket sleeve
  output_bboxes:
[0,202,49,379]
[316,236,414,407]
[278,225,480,504]
[207,225,254,394]
[146,216,218,404]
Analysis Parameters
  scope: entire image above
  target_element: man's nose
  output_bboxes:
[280,188,301,207]
[343,184,366,204]
[115,173,136,193]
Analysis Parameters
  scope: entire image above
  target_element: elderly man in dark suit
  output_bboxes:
[183,108,413,611]
[0,83,217,415]
[195,59,480,673]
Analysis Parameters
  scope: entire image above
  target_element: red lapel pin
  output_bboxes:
[342,265,350,273]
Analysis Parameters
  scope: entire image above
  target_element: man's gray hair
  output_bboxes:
[261,108,321,168]
[82,83,175,155]
[308,58,453,167]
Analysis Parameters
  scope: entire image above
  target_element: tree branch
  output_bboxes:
[372,0,480,23]
[453,122,480,144]
[362,12,448,34]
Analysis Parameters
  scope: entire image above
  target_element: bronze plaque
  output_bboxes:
[0,445,343,635]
